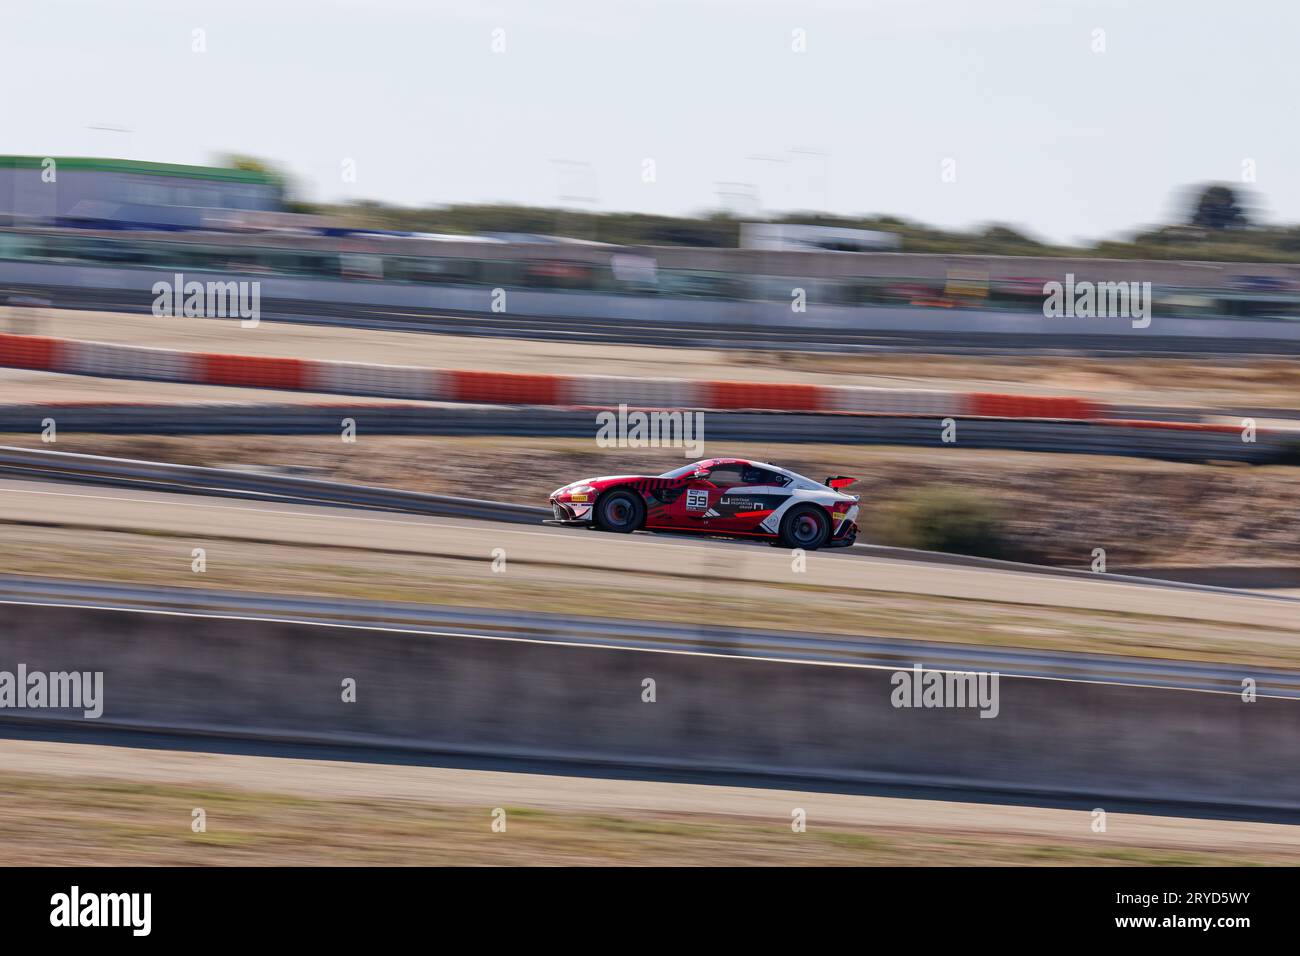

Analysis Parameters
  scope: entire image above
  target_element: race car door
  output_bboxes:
[706,463,793,534]
[652,464,732,530]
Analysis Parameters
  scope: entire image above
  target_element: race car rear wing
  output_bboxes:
[824,475,858,489]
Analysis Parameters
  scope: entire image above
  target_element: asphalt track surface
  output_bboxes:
[1,475,1296,629]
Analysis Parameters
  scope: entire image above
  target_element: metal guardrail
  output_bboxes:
[1,407,1294,462]
[0,444,550,523]
[2,575,1296,696]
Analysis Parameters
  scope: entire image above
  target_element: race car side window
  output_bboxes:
[702,464,745,487]
[740,466,788,487]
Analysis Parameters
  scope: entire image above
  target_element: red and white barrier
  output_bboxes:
[0,332,1113,420]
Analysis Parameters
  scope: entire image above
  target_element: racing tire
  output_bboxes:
[777,504,831,550]
[595,489,645,533]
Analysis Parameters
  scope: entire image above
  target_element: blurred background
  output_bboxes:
[0,0,1298,868]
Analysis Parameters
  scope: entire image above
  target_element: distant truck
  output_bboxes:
[739,222,901,252]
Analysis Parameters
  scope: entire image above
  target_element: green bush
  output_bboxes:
[1272,437,1300,466]
[876,486,1011,558]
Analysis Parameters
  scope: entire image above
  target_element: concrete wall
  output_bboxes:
[1,601,1296,808]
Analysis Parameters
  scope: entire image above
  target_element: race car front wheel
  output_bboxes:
[778,504,830,550]
[595,489,645,533]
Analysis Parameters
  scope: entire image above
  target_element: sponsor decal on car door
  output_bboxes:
[685,487,710,514]
[710,486,792,532]
[646,478,715,528]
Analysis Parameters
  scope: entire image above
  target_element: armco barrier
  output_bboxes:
[1,599,1297,809]
[1,331,1117,420]
[0,407,1290,461]
[7,576,1297,693]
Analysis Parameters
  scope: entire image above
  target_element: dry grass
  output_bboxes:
[0,771,1281,866]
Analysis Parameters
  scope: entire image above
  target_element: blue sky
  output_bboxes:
[4,0,1296,243]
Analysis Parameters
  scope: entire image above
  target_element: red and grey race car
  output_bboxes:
[546,457,859,549]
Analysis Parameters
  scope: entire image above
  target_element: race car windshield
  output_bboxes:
[658,463,706,479]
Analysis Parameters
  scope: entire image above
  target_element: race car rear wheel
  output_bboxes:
[595,489,645,533]
[778,504,830,550]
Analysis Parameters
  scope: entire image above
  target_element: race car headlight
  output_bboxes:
[563,485,595,502]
